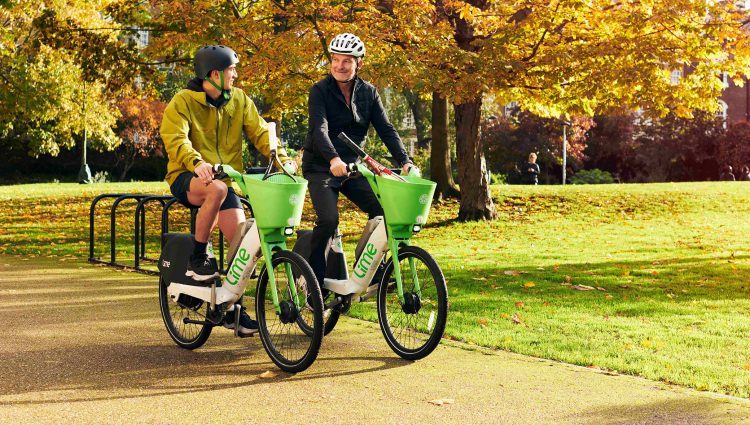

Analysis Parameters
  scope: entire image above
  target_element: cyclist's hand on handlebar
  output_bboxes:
[329,157,348,177]
[402,162,421,177]
[283,161,298,175]
[194,162,215,185]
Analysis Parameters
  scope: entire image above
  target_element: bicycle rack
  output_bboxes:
[90,193,254,276]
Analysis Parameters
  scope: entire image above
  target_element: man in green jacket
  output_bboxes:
[160,45,294,336]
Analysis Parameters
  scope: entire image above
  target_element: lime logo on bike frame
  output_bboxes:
[226,248,251,285]
[354,243,377,279]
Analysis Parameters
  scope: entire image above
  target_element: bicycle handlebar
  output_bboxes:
[337,132,367,158]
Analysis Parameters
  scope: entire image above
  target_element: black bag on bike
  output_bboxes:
[158,233,218,285]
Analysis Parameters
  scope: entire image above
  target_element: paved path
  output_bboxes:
[1,256,749,424]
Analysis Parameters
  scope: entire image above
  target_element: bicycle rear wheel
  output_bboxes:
[256,250,324,373]
[377,246,448,360]
[159,278,213,349]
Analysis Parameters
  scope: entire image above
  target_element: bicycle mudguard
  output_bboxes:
[159,233,218,286]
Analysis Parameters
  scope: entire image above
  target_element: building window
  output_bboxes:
[670,70,682,85]
[135,29,149,49]
[722,72,729,88]
[718,100,728,128]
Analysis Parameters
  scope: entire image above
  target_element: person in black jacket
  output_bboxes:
[302,32,413,286]
[523,152,540,185]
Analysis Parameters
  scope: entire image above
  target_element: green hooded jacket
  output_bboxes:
[161,86,289,186]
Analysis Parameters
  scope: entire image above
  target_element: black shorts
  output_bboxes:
[170,171,244,211]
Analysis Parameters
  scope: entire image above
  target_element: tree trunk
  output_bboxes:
[430,93,460,200]
[455,98,496,221]
[404,89,430,148]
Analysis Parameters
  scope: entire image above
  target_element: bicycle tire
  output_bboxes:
[377,246,448,360]
[256,250,324,373]
[159,277,213,349]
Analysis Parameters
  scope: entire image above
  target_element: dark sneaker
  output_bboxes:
[224,309,259,337]
[186,253,219,281]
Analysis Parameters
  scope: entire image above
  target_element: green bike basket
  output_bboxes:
[375,175,436,226]
[240,174,307,229]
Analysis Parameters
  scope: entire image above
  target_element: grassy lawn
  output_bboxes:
[2,181,750,397]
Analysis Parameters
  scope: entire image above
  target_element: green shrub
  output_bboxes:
[570,168,615,184]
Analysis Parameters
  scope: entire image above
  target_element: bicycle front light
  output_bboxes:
[412,224,421,233]
[284,227,294,236]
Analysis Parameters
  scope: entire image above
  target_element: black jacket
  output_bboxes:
[302,74,409,174]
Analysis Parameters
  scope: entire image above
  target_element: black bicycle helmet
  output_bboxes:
[194,45,239,79]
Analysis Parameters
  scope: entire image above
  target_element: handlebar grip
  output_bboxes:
[345,163,358,173]
[212,164,223,174]
[337,132,367,158]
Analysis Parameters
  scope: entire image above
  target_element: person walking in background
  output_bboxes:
[523,153,540,185]
[740,166,750,181]
[719,165,736,181]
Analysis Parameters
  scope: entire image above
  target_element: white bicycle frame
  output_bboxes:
[323,216,389,301]
[166,219,263,314]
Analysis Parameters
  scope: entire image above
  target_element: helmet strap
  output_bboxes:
[206,71,230,100]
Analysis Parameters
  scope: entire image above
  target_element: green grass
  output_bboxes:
[2,181,750,396]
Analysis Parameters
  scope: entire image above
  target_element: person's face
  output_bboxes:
[211,65,238,90]
[331,54,359,82]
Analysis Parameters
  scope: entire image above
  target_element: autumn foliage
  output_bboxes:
[114,97,167,181]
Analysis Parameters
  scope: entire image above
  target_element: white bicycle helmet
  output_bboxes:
[328,33,366,58]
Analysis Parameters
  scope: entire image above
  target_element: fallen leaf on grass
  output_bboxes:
[605,294,614,300]
[744,364,750,371]
[619,284,630,289]
[651,270,660,277]
[596,287,606,291]
[511,313,524,325]
[523,282,536,288]
[515,301,525,308]
[564,275,572,283]
[500,313,510,319]
[504,270,527,276]
[428,398,455,406]
[573,285,595,291]
[478,318,489,327]
[259,371,278,379]
[472,277,487,281]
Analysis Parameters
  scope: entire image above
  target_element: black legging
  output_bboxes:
[305,172,384,285]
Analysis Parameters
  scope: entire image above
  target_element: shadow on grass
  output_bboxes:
[445,254,750,306]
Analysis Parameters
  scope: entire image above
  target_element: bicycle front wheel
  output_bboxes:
[159,277,212,349]
[256,250,324,373]
[377,246,448,360]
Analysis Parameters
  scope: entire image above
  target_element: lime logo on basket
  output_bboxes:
[419,194,430,205]
[289,194,300,205]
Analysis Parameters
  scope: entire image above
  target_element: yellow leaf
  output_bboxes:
[641,339,652,349]
[523,282,535,288]
[515,301,525,308]
[500,313,510,319]
[259,370,278,379]
[428,398,455,406]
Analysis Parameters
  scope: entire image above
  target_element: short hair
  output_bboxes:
[528,153,537,161]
